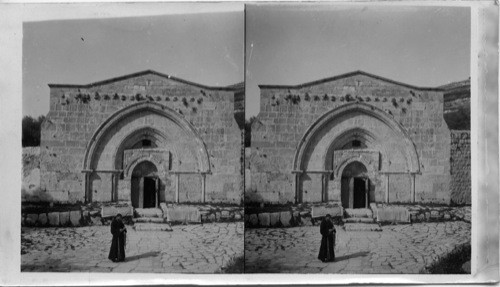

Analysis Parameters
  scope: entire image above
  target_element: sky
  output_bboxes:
[245,5,471,119]
[23,10,244,117]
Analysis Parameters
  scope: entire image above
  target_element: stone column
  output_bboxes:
[111,173,116,202]
[294,173,300,204]
[175,173,180,203]
[84,172,91,203]
[385,174,390,203]
[410,173,416,203]
[201,173,206,203]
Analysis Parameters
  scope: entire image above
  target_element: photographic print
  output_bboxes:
[244,4,472,274]
[21,4,245,273]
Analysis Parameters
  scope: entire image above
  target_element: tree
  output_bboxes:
[22,115,46,147]
[244,116,257,147]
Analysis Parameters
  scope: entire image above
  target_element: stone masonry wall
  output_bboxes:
[249,73,451,204]
[450,131,471,205]
[39,73,242,204]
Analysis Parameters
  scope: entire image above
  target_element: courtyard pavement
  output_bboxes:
[245,221,470,273]
[21,222,243,273]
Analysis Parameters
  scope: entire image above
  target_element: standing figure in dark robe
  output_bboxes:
[108,214,127,262]
[318,214,336,262]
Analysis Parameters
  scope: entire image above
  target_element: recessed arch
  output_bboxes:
[112,126,169,172]
[83,101,210,173]
[293,102,420,173]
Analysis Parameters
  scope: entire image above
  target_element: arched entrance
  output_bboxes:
[341,161,369,209]
[131,161,159,208]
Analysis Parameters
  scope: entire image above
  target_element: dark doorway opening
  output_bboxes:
[353,178,367,208]
[143,177,157,208]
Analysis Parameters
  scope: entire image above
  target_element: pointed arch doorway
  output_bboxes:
[131,161,159,208]
[341,161,370,209]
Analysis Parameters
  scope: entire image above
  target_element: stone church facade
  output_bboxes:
[40,70,244,206]
[247,71,470,207]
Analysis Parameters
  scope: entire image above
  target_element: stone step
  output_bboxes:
[134,208,163,218]
[345,208,373,218]
[132,217,167,224]
[133,222,172,232]
[344,217,375,224]
[343,223,382,232]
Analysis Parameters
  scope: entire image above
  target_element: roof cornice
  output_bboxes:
[48,70,242,92]
[258,70,444,92]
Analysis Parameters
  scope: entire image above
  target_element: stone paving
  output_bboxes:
[245,221,470,273]
[21,222,243,273]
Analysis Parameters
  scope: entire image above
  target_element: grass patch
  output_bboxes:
[424,243,471,274]
[217,255,244,273]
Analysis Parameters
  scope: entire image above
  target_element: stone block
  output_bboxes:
[103,206,134,218]
[312,206,343,218]
[270,212,280,226]
[302,216,312,226]
[70,210,82,226]
[258,213,270,227]
[444,212,451,220]
[82,211,90,225]
[249,214,259,226]
[215,211,221,221]
[417,214,425,221]
[424,212,431,221]
[280,211,292,227]
[160,202,168,214]
[25,214,38,226]
[89,210,100,217]
[221,210,231,219]
[59,212,70,226]
[38,213,48,226]
[90,216,103,226]
[430,210,441,219]
[165,205,201,223]
[234,212,242,221]
[208,213,216,222]
[48,212,60,226]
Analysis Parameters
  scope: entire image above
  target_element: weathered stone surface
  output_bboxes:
[450,131,471,205]
[221,210,231,219]
[280,212,292,227]
[37,71,244,206]
[26,214,38,226]
[374,206,409,223]
[135,208,162,218]
[249,214,259,226]
[134,223,172,232]
[302,216,312,226]
[258,213,270,227]
[70,211,82,226]
[247,73,468,206]
[165,205,201,223]
[37,213,48,226]
[269,212,280,226]
[234,212,242,221]
[102,205,133,218]
[47,212,60,226]
[21,222,243,273]
[208,213,216,222]
[245,221,470,274]
[90,216,103,226]
[312,206,343,218]
[424,212,431,221]
[59,212,70,226]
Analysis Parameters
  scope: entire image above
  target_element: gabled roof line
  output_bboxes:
[48,70,242,91]
[258,70,444,92]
